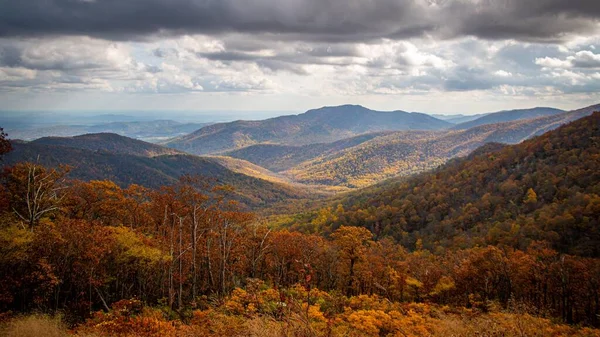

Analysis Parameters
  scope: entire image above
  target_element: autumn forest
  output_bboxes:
[1,110,600,337]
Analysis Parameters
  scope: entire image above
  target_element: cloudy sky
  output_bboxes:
[1,0,599,115]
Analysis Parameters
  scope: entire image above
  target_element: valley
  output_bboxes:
[1,103,599,336]
[3,3,600,334]
[5,103,599,207]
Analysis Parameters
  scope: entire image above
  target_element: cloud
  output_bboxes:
[1,26,599,102]
[494,70,513,77]
[0,0,598,43]
[536,50,600,69]
[571,50,600,68]
[535,57,573,68]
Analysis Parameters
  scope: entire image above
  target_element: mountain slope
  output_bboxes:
[452,107,565,130]
[32,133,183,157]
[280,104,599,188]
[207,155,295,186]
[166,105,451,155]
[292,111,600,256]
[224,132,390,172]
[3,142,318,209]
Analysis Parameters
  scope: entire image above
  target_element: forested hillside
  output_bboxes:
[224,132,389,172]
[1,113,600,336]
[451,107,565,130]
[32,133,183,157]
[279,104,596,187]
[287,112,600,257]
[4,141,318,209]
[220,104,599,188]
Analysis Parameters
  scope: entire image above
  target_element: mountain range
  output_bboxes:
[6,120,208,142]
[165,105,451,154]
[225,104,599,188]
[31,133,183,157]
[4,138,321,210]
[3,102,598,212]
[450,107,565,130]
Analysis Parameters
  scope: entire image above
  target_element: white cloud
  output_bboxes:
[494,70,512,77]
[1,32,600,112]
[535,57,571,68]
[0,67,37,81]
[571,50,600,68]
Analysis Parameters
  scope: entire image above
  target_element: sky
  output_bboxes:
[1,0,600,115]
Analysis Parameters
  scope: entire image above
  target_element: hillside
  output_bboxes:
[3,142,318,209]
[32,133,184,157]
[206,155,295,186]
[166,105,450,154]
[224,132,390,172]
[452,107,565,130]
[289,111,600,257]
[279,103,599,188]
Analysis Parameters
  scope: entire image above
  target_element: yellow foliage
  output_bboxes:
[405,276,423,288]
[345,309,392,336]
[109,226,169,265]
[430,276,455,296]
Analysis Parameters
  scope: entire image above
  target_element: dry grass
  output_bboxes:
[1,314,68,337]
[431,312,599,337]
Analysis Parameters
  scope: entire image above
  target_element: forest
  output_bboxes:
[1,114,600,336]
[284,112,600,256]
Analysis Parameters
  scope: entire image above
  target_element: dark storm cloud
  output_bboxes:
[0,44,22,67]
[0,0,598,42]
[199,51,259,62]
[446,0,599,42]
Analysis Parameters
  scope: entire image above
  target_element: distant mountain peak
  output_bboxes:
[33,132,182,157]
[167,105,451,154]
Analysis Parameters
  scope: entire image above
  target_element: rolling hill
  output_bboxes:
[288,111,600,256]
[32,133,184,157]
[166,105,451,155]
[229,103,598,188]
[451,107,565,130]
[3,141,321,210]
[224,132,390,172]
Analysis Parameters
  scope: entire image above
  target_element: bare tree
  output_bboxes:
[8,162,68,231]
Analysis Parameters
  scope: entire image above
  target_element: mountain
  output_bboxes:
[224,132,390,172]
[206,155,296,186]
[6,120,208,142]
[166,105,451,155]
[3,141,320,210]
[290,111,600,256]
[429,113,489,124]
[240,104,594,188]
[31,133,184,157]
[85,120,208,141]
[452,107,565,130]
[283,131,441,187]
